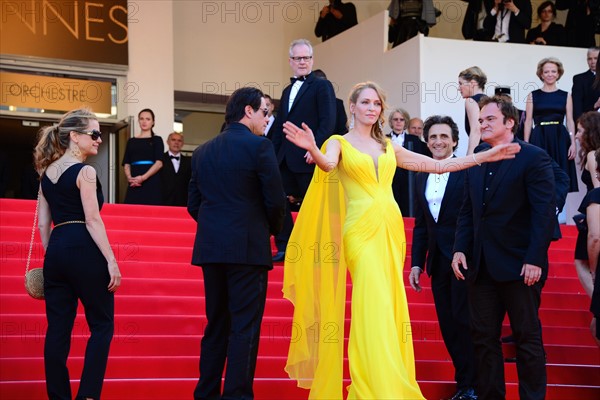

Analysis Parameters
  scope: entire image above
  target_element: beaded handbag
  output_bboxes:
[24,191,44,300]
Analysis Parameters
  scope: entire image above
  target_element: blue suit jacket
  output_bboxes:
[271,72,336,173]
[187,122,286,268]
[412,167,466,276]
[453,139,556,282]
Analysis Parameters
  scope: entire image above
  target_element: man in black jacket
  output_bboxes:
[188,87,285,400]
[411,116,477,400]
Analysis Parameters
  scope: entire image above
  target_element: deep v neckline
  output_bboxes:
[339,136,386,182]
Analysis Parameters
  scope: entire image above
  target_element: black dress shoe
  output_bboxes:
[451,388,478,400]
[272,251,285,262]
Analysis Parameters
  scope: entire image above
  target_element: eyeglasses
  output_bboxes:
[78,130,102,141]
[259,108,269,117]
[392,118,405,121]
[290,56,312,62]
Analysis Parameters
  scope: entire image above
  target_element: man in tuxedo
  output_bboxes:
[572,47,600,123]
[270,39,336,261]
[264,94,275,137]
[485,0,531,43]
[410,116,477,400]
[161,132,191,206]
[188,87,286,400]
[452,96,555,400]
[386,108,431,216]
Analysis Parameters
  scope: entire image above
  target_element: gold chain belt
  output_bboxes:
[539,121,560,126]
[53,220,85,228]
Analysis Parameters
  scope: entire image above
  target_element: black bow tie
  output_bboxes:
[392,132,401,137]
[290,76,306,84]
[170,155,180,161]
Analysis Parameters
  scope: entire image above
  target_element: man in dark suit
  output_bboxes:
[572,47,600,123]
[271,39,336,261]
[314,0,358,42]
[484,0,531,43]
[161,132,192,206]
[452,96,555,400]
[386,108,431,217]
[462,0,493,41]
[556,0,598,48]
[410,116,477,400]
[312,69,348,135]
[187,87,286,400]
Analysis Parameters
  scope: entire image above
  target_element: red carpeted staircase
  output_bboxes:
[1,199,598,399]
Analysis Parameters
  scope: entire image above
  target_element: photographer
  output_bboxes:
[485,0,532,43]
[526,1,566,46]
[314,0,357,42]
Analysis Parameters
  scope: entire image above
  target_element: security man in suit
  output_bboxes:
[572,47,600,123]
[452,96,555,400]
[161,132,191,206]
[410,115,477,400]
[270,38,336,262]
[188,87,286,400]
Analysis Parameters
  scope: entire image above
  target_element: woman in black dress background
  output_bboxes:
[524,57,578,192]
[122,108,164,204]
[34,108,121,399]
[458,66,487,155]
[584,149,600,345]
[574,112,600,298]
[525,1,566,46]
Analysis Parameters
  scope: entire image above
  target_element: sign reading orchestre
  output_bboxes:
[1,71,113,114]
[0,0,128,66]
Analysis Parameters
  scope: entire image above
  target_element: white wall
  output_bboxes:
[126,0,174,141]
[314,11,589,221]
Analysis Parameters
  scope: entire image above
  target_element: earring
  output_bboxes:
[349,113,355,130]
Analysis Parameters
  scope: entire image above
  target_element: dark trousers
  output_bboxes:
[430,255,477,390]
[274,161,312,252]
[468,265,546,400]
[194,264,268,400]
[44,239,114,400]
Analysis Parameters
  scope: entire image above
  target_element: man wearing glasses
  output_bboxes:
[270,38,336,262]
[188,87,285,400]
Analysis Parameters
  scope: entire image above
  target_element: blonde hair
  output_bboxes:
[34,108,97,174]
[388,108,410,129]
[349,81,387,150]
[458,66,487,90]
[536,57,564,81]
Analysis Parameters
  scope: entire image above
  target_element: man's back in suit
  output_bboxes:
[187,88,285,400]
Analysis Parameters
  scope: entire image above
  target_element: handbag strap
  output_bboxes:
[25,188,41,277]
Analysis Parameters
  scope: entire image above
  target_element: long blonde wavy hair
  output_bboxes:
[348,81,388,151]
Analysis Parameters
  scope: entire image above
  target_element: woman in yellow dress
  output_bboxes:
[282,82,520,399]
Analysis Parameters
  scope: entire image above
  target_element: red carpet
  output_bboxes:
[1,199,598,399]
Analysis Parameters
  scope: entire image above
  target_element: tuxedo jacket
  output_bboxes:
[161,152,191,206]
[188,122,286,268]
[271,73,336,173]
[572,70,600,122]
[412,168,466,276]
[483,0,532,43]
[453,139,555,283]
[462,0,494,40]
[387,133,431,216]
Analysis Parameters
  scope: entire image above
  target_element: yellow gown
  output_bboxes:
[283,135,425,400]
